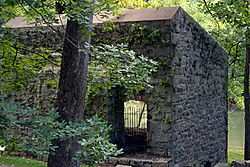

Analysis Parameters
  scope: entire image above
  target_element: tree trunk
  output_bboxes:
[47,10,93,167]
[244,28,250,160]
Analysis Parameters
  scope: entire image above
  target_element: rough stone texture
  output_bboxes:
[170,8,228,166]
[116,165,132,167]
[231,160,250,167]
[93,20,175,157]
[7,7,228,167]
[214,163,230,167]
[106,156,171,167]
[94,8,228,166]
[11,26,64,50]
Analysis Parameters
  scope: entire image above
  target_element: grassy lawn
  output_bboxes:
[0,156,100,167]
[0,149,244,167]
[0,156,46,167]
[228,149,244,163]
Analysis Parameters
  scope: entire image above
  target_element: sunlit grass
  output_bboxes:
[0,149,245,167]
[228,149,244,163]
[0,156,97,167]
[0,156,46,167]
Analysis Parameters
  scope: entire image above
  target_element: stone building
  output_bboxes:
[7,7,228,167]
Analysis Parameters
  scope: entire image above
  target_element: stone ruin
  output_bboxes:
[7,7,228,167]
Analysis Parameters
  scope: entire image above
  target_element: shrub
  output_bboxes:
[0,100,122,164]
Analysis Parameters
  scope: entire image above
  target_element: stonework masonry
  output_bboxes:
[170,9,228,166]
[7,7,228,167]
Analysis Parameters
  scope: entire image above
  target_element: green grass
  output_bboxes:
[228,149,244,163]
[0,149,244,167]
[0,156,46,167]
[0,156,99,167]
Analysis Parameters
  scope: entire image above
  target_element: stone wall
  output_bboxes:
[11,21,175,157]
[8,7,228,166]
[170,8,228,166]
[94,12,228,165]
[12,26,63,50]
[13,19,176,158]
[94,20,176,157]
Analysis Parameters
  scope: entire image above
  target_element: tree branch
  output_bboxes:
[22,0,78,49]
[58,14,65,30]
[10,45,60,67]
[202,0,220,33]
[12,47,18,67]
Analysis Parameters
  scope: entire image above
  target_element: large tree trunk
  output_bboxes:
[244,28,250,160]
[47,10,92,167]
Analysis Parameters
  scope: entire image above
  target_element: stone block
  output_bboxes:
[143,164,152,167]
[130,160,144,167]
[214,163,230,167]
[246,160,250,167]
[147,147,166,156]
[231,160,246,167]
[108,157,118,164]
[118,158,131,165]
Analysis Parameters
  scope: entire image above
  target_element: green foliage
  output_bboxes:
[162,117,175,123]
[228,80,244,110]
[0,43,158,116]
[123,24,161,47]
[85,44,158,115]
[207,0,250,28]
[1,0,248,164]
[198,0,249,109]
[88,44,158,97]
[0,0,21,25]
[0,100,62,156]
[214,27,246,109]
[76,117,123,164]
[0,0,156,165]
[0,100,122,163]
[0,49,57,94]
[118,0,248,109]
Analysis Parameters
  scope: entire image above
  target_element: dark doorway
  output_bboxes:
[124,100,147,153]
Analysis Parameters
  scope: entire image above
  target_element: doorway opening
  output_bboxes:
[124,99,147,153]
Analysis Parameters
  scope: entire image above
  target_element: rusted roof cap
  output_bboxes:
[5,15,67,28]
[110,7,180,23]
[6,7,180,28]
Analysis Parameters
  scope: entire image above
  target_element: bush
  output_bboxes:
[0,100,122,164]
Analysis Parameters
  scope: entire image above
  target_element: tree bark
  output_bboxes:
[244,28,250,160]
[47,7,93,167]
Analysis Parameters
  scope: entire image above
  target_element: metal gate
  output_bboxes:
[124,100,147,153]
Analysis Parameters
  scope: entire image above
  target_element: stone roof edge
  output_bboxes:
[6,7,182,28]
[107,6,181,23]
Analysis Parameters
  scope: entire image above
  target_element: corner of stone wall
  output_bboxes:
[169,7,228,166]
